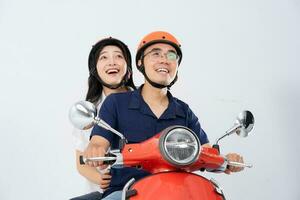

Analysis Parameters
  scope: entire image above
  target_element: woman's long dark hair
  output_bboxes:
[85,37,136,104]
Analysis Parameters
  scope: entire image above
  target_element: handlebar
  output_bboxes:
[227,161,253,168]
[79,153,117,165]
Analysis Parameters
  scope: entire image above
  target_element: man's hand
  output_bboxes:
[225,153,244,174]
[83,135,110,167]
[83,143,107,167]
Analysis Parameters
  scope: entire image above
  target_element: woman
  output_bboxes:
[71,37,136,200]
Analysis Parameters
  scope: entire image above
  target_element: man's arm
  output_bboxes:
[84,95,117,167]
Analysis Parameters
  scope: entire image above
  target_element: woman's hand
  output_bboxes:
[99,170,112,190]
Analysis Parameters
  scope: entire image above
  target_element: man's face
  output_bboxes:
[140,43,179,86]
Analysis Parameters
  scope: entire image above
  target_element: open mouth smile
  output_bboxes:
[106,68,120,74]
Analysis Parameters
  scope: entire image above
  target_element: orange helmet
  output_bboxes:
[135,31,182,68]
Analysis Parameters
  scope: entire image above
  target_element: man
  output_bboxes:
[84,31,244,199]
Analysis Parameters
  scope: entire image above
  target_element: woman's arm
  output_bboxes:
[76,149,111,189]
[76,135,111,189]
[76,150,102,184]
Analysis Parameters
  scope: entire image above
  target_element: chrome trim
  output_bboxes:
[210,178,226,200]
[122,178,136,200]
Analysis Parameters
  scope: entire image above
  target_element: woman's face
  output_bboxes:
[96,45,127,86]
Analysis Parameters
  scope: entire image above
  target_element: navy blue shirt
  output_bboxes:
[91,85,209,197]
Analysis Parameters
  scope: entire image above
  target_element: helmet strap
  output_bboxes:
[139,63,178,89]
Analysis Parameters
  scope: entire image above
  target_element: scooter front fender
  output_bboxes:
[125,172,225,200]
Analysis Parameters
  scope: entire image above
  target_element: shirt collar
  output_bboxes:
[128,85,186,119]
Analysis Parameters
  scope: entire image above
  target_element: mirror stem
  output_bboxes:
[215,124,242,145]
[119,138,127,149]
[95,117,127,141]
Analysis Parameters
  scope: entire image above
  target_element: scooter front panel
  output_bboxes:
[127,172,224,200]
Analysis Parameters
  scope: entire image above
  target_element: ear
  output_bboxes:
[127,71,131,79]
[137,59,142,67]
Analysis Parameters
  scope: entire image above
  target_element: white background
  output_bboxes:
[0,0,299,199]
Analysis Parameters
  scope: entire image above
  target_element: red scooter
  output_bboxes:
[69,101,254,200]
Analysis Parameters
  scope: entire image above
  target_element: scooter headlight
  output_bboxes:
[159,126,201,166]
